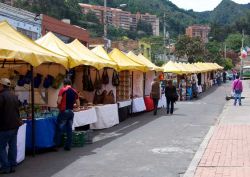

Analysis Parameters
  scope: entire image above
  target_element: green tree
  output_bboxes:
[175,35,204,63]
[137,20,153,36]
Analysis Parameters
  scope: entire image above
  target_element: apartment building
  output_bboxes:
[79,3,159,36]
[186,25,211,43]
[0,2,89,44]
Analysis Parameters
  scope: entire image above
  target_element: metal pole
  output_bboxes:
[143,72,146,97]
[240,30,244,79]
[163,13,166,61]
[104,0,107,51]
[30,65,35,156]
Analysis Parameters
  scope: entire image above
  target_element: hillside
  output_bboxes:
[79,0,250,36]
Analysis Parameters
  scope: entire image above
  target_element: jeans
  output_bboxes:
[166,98,174,114]
[234,91,242,105]
[54,110,74,149]
[152,98,159,115]
[0,129,18,172]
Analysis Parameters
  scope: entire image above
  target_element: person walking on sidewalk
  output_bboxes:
[165,80,177,115]
[0,78,21,174]
[54,78,80,151]
[232,75,243,106]
[150,77,161,116]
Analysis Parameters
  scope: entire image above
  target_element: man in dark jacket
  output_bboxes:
[0,78,21,174]
[150,77,161,115]
[165,80,177,115]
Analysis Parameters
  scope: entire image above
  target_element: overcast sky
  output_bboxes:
[169,0,250,12]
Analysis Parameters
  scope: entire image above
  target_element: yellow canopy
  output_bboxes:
[67,40,118,70]
[126,52,150,72]
[163,61,183,74]
[109,48,146,72]
[0,21,67,67]
[213,63,224,70]
[91,45,113,62]
[36,32,109,69]
[187,63,203,73]
[194,63,213,72]
[137,53,164,72]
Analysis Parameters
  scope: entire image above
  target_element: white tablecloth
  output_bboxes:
[90,104,119,129]
[73,108,98,130]
[118,100,132,108]
[17,123,26,163]
[158,94,166,108]
[132,97,146,113]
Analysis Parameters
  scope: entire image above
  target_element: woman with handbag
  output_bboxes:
[165,80,177,115]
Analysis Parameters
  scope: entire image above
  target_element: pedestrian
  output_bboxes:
[165,80,177,115]
[0,78,21,174]
[223,70,227,83]
[150,77,161,116]
[54,78,80,151]
[232,75,243,106]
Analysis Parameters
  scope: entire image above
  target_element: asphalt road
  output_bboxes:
[6,84,228,177]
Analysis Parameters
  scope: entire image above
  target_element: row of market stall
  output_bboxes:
[0,21,223,163]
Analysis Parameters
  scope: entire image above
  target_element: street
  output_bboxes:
[6,84,227,177]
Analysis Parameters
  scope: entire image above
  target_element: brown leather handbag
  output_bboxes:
[103,90,115,104]
[93,90,106,104]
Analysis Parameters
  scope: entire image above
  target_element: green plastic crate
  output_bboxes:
[62,131,85,147]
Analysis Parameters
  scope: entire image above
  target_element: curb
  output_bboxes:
[182,101,230,177]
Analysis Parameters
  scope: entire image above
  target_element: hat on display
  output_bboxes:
[0,78,11,87]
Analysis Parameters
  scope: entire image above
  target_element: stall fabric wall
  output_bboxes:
[145,71,155,96]
[132,71,143,97]
[74,68,116,103]
[0,65,66,107]
[201,73,205,85]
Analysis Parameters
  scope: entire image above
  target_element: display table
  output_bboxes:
[73,108,98,130]
[25,117,56,149]
[144,96,154,112]
[90,104,119,129]
[132,97,146,113]
[118,100,132,122]
[158,94,166,108]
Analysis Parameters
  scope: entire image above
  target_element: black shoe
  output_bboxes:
[167,111,169,114]
[10,167,15,173]
[64,147,71,151]
[0,169,11,174]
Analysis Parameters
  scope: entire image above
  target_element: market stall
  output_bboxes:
[0,21,68,156]
[37,33,119,130]
[109,48,146,114]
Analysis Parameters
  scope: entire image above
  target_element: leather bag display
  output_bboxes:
[103,90,115,104]
[82,67,94,92]
[112,70,119,87]
[94,70,102,90]
[102,68,109,85]
[93,90,107,104]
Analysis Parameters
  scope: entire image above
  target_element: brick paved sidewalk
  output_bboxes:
[194,125,250,177]
[191,80,250,177]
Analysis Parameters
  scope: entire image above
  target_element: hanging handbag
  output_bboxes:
[112,70,119,87]
[87,67,94,92]
[43,75,54,89]
[93,90,107,104]
[82,67,89,91]
[103,90,115,104]
[94,70,102,90]
[34,73,43,88]
[102,68,109,85]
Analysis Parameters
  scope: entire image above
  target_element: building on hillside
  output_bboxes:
[41,15,89,45]
[138,41,152,60]
[185,25,210,43]
[0,2,42,40]
[79,3,159,36]
[0,3,89,44]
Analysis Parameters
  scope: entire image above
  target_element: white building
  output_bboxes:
[0,2,42,40]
